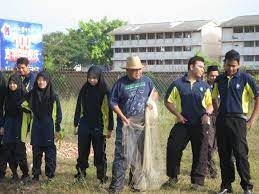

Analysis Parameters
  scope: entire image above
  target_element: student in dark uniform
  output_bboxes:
[206,65,219,179]
[24,71,62,181]
[2,75,30,182]
[16,57,36,92]
[108,56,154,194]
[213,50,259,194]
[162,56,213,189]
[0,72,6,181]
[74,66,114,184]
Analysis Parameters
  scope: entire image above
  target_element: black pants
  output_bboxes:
[166,123,208,185]
[0,136,8,178]
[208,115,217,174]
[32,145,56,178]
[76,129,107,180]
[216,115,253,190]
[5,142,29,176]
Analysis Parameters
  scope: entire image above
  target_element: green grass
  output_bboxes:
[0,99,258,194]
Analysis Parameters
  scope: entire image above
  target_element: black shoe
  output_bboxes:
[20,174,30,183]
[107,188,120,194]
[216,187,233,194]
[100,175,108,184]
[74,172,86,180]
[244,189,253,194]
[161,177,178,189]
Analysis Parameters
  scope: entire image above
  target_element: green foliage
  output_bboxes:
[43,17,125,69]
[195,51,223,72]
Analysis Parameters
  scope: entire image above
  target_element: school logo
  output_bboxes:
[236,83,240,89]
[200,87,204,92]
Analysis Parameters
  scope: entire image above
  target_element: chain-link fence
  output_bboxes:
[1,69,258,137]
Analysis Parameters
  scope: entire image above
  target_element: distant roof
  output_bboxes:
[220,15,259,27]
[109,20,212,35]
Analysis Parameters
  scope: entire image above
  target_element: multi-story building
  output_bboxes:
[109,20,221,71]
[220,15,259,67]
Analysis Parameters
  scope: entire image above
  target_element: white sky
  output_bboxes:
[1,0,259,33]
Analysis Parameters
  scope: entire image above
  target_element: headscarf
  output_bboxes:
[26,71,56,119]
[5,74,26,117]
[79,66,109,127]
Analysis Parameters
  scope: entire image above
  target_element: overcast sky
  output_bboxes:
[1,0,259,33]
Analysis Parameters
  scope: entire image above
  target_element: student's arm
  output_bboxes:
[246,76,259,129]
[247,97,259,129]
[109,81,129,125]
[201,88,213,125]
[106,91,114,138]
[211,82,219,113]
[74,90,82,128]
[55,95,62,132]
[164,83,187,124]
[0,86,6,135]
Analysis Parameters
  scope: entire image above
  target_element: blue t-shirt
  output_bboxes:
[110,75,153,127]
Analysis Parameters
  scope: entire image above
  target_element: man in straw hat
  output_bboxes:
[108,56,154,193]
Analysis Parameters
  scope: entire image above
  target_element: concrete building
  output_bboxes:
[109,20,221,71]
[220,15,259,67]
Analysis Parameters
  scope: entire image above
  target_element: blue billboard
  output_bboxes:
[0,19,43,71]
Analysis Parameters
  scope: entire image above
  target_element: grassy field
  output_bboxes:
[0,99,258,194]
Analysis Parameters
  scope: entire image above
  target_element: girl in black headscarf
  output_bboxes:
[26,71,62,181]
[0,72,6,181]
[74,66,114,183]
[2,74,29,181]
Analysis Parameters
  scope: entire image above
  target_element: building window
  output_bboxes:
[174,46,182,52]
[115,35,121,41]
[123,48,130,53]
[183,46,192,51]
[131,34,139,40]
[182,59,189,64]
[244,26,255,33]
[147,60,155,65]
[122,35,129,40]
[139,47,146,52]
[147,47,155,52]
[156,33,164,39]
[244,55,254,61]
[156,60,163,65]
[174,32,182,38]
[141,60,147,65]
[139,34,146,40]
[233,26,243,33]
[255,41,259,47]
[165,59,173,65]
[165,46,173,52]
[255,55,259,61]
[244,41,254,47]
[147,33,155,39]
[131,48,138,52]
[115,48,121,53]
[183,32,192,38]
[256,26,259,32]
[165,32,173,38]
[174,59,182,65]
[156,47,163,52]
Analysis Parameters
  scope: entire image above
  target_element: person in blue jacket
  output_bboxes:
[74,66,114,184]
[16,57,36,92]
[0,72,6,181]
[2,74,30,182]
[25,71,62,181]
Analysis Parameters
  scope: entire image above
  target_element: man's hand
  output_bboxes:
[176,113,188,124]
[121,115,130,125]
[55,132,61,141]
[201,114,210,125]
[0,127,4,135]
[247,118,255,129]
[106,130,112,139]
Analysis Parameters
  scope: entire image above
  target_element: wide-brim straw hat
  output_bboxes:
[121,56,145,69]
